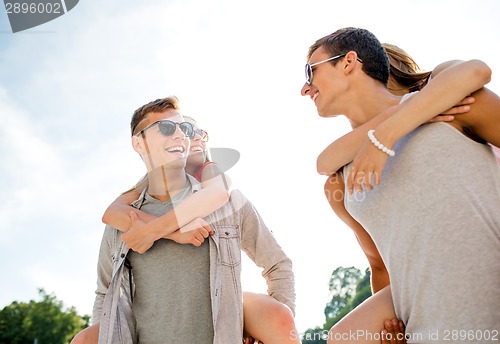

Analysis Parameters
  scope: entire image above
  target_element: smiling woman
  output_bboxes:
[71,95,297,343]
[1,0,500,338]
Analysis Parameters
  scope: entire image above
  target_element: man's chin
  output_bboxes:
[153,157,187,170]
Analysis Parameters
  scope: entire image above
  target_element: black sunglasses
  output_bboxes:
[135,120,195,138]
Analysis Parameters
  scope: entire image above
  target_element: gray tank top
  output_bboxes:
[345,111,500,342]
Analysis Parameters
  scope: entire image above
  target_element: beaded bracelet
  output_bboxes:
[367,130,395,157]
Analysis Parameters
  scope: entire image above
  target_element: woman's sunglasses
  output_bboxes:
[135,120,195,138]
[194,129,209,142]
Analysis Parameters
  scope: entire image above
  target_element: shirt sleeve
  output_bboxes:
[236,191,296,315]
[92,226,116,323]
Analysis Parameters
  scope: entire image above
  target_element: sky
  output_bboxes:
[0,0,499,335]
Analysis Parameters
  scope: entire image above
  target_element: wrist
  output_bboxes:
[374,121,399,148]
[367,130,395,157]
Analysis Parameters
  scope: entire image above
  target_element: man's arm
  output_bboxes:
[92,226,116,323]
[237,192,296,315]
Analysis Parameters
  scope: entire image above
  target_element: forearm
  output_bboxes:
[178,175,230,227]
[376,60,492,146]
[154,179,230,239]
[317,107,398,175]
[240,200,295,315]
[263,257,296,316]
[102,202,156,232]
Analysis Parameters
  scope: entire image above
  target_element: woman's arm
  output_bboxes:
[324,174,389,293]
[317,59,486,177]
[373,59,491,149]
[317,106,401,176]
[114,164,231,253]
[101,189,156,231]
[155,163,231,235]
[348,61,497,193]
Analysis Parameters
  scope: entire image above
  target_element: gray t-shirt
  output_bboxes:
[128,185,213,344]
[345,120,500,343]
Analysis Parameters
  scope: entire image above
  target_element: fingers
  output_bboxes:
[181,218,214,235]
[457,95,475,106]
[348,170,379,194]
[364,171,374,191]
[129,211,138,221]
[381,319,407,344]
[440,105,469,116]
[428,114,454,123]
[190,226,213,247]
[373,170,381,186]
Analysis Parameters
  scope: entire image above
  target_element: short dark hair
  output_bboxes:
[130,96,180,135]
[308,27,390,86]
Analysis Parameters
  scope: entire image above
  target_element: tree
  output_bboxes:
[0,289,89,344]
[302,266,372,344]
[300,327,329,344]
[324,266,363,320]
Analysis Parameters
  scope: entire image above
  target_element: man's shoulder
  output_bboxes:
[205,189,250,223]
[228,189,246,202]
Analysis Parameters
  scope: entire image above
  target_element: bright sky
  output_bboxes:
[0,0,499,334]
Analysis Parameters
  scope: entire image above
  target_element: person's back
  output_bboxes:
[344,102,500,342]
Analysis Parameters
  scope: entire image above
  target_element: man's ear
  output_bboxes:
[343,51,361,74]
[132,135,145,155]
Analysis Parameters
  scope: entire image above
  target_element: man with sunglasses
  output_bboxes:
[301,27,500,343]
[79,97,295,343]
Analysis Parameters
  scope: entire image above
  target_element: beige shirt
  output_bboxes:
[93,176,296,344]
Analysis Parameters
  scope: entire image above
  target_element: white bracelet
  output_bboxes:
[367,130,395,157]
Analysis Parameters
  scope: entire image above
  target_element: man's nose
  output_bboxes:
[301,82,311,96]
[172,124,187,139]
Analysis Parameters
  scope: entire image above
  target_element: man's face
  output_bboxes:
[133,109,191,172]
[300,46,347,118]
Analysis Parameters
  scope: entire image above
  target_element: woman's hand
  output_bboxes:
[347,138,387,194]
[169,218,214,247]
[347,96,474,193]
[427,96,474,123]
[121,212,157,254]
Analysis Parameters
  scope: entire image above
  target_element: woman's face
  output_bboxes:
[185,117,208,167]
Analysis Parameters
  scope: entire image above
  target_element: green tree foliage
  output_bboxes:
[302,266,372,344]
[300,327,329,344]
[0,289,89,344]
[324,266,363,320]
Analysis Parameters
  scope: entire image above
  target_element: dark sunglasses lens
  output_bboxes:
[179,122,194,138]
[158,121,177,136]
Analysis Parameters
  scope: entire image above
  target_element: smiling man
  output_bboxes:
[301,27,500,344]
[76,96,295,343]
